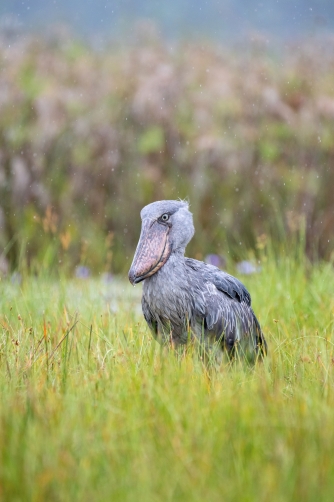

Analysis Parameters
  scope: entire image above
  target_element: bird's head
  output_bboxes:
[128,200,194,285]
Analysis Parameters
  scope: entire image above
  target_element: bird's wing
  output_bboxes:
[185,258,251,305]
[185,258,266,356]
[209,269,251,306]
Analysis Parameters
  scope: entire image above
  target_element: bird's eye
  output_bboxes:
[160,213,169,222]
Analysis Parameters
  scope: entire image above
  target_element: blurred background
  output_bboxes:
[0,1,333,276]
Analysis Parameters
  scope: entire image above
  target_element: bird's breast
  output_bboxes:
[143,268,193,325]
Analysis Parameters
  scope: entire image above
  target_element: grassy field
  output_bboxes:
[0,253,333,501]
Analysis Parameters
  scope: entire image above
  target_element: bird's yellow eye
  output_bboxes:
[161,213,169,222]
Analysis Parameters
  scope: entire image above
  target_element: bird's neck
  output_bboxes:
[170,247,186,257]
[143,250,187,290]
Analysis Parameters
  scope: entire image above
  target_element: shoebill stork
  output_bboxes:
[128,200,267,360]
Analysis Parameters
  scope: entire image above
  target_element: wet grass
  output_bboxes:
[0,255,333,501]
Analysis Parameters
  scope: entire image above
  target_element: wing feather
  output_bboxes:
[185,257,267,357]
[185,258,251,305]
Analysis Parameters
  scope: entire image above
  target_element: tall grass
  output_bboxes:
[0,253,333,501]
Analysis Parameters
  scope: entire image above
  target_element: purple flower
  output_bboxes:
[236,261,261,275]
[75,265,91,279]
[204,254,226,269]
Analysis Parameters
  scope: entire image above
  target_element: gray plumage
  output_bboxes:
[128,200,267,360]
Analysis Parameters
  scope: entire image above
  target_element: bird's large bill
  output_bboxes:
[128,219,171,285]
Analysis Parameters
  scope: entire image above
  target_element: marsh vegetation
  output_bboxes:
[0,252,333,501]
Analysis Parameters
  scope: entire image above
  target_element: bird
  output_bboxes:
[128,200,267,361]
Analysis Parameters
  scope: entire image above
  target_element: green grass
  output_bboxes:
[0,255,333,501]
